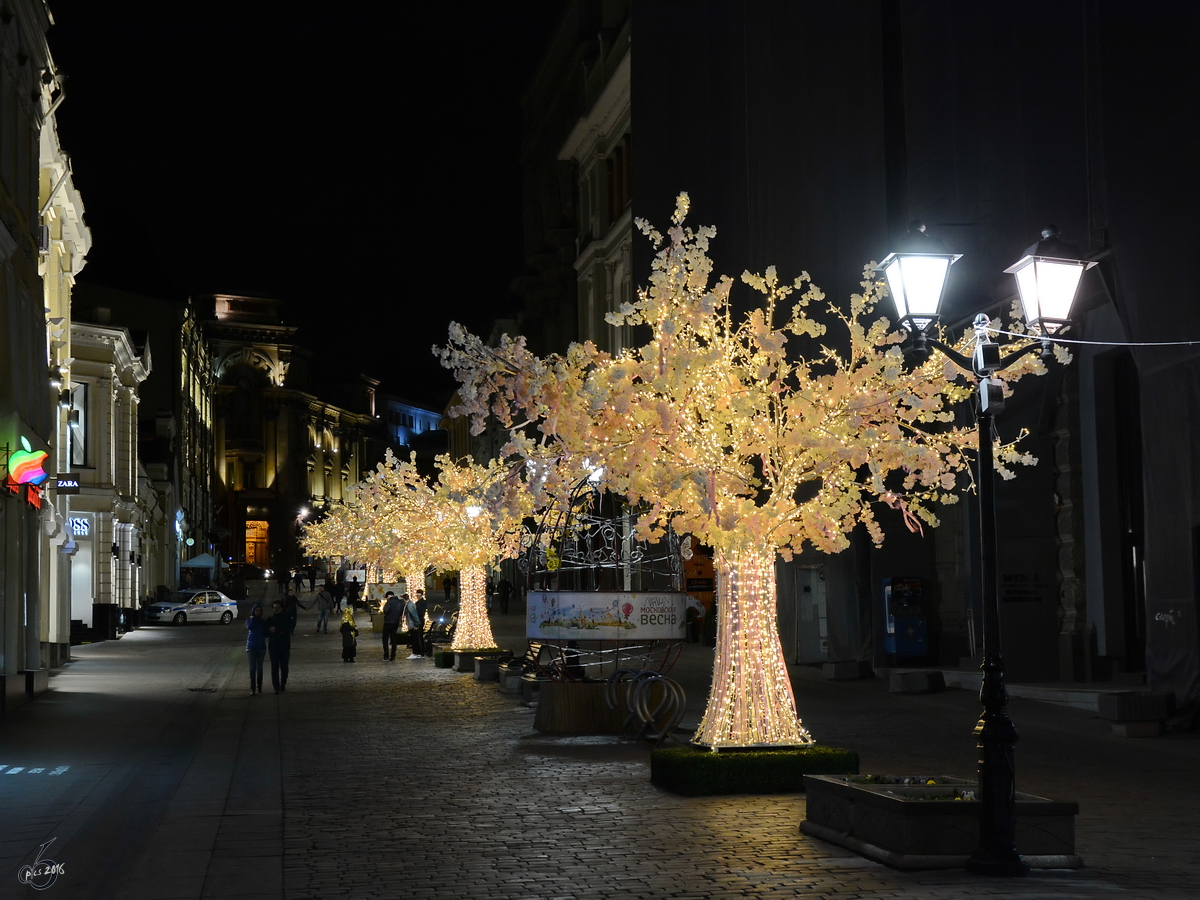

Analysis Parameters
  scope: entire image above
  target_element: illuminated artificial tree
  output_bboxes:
[430,454,532,652]
[301,451,438,588]
[303,450,532,653]
[439,193,1047,748]
[300,498,375,572]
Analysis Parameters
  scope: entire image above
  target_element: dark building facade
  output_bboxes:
[198,295,386,578]
[72,285,216,588]
[630,1,1200,706]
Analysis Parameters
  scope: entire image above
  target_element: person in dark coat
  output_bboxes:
[498,578,514,615]
[283,590,300,635]
[381,591,403,660]
[405,590,429,658]
[315,585,335,634]
[339,608,358,662]
[265,600,292,693]
[245,603,268,694]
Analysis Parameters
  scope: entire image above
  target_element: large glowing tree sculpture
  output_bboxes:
[439,194,1047,748]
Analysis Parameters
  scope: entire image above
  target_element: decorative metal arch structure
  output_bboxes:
[521,477,683,593]
[519,476,687,680]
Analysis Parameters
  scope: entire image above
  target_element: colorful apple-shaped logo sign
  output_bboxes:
[10,437,49,486]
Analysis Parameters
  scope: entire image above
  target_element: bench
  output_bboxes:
[500,641,563,699]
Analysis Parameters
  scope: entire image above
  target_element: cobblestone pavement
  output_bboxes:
[0,583,1197,899]
[281,611,1199,900]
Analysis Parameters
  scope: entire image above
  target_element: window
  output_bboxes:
[69,383,87,467]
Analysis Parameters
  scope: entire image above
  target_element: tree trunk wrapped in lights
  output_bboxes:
[439,193,1048,748]
[698,542,811,747]
[450,565,492,652]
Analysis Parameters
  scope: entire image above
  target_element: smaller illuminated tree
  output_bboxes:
[430,454,532,652]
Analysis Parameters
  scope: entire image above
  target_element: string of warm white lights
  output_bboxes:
[449,565,492,652]
[697,544,813,747]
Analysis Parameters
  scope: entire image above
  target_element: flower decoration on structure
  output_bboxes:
[438,193,1047,749]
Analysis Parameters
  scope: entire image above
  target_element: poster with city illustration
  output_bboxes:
[527,592,687,640]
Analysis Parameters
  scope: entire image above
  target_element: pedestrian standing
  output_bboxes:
[381,591,403,660]
[265,600,292,693]
[346,576,361,611]
[293,568,305,594]
[284,589,300,635]
[405,590,428,659]
[315,585,335,634]
[339,608,358,662]
[307,566,316,593]
[498,577,514,615]
[276,566,290,595]
[246,604,267,694]
[332,579,345,612]
[442,575,451,604]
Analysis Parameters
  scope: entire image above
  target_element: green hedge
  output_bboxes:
[651,743,859,796]
[433,650,455,668]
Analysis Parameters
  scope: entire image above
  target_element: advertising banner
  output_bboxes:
[527,591,687,641]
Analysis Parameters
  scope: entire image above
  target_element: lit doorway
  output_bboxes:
[245,520,270,566]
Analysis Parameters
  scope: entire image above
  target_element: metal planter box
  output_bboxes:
[801,774,1081,870]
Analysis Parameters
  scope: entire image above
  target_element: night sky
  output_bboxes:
[47,1,562,408]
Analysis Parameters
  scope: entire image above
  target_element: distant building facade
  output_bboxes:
[199,294,386,576]
[381,396,442,449]
[513,1,632,355]
[556,7,632,355]
[72,285,217,593]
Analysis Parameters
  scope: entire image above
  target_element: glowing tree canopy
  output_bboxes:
[429,454,532,652]
[303,450,533,653]
[301,451,440,586]
[438,193,1047,748]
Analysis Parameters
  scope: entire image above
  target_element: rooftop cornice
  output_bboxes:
[558,48,630,164]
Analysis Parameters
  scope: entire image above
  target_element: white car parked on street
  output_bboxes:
[145,590,240,625]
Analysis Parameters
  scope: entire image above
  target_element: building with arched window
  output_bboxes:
[198,294,385,577]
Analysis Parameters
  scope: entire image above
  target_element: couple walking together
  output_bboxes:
[381,590,428,660]
[245,601,294,694]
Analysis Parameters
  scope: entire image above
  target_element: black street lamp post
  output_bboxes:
[878,224,1095,877]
